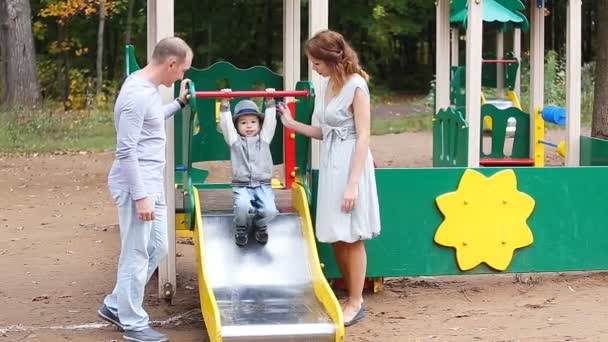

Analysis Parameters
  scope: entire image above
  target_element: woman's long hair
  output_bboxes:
[304,30,369,95]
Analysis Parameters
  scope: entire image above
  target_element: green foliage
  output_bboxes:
[37,57,117,110]
[0,105,115,153]
[371,113,433,136]
[32,0,127,110]
[329,0,435,91]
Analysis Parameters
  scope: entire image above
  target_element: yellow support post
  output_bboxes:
[534,107,545,166]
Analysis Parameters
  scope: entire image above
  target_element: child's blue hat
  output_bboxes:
[233,100,264,122]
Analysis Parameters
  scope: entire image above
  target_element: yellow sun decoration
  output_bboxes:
[434,169,535,271]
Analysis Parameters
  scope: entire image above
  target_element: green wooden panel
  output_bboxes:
[580,136,608,166]
[450,52,519,104]
[503,52,520,90]
[317,167,608,278]
[433,107,468,167]
[482,53,499,89]
[174,62,285,168]
[450,66,466,108]
[125,45,140,75]
[480,104,530,159]
[481,52,520,90]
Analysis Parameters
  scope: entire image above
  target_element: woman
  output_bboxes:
[277,30,381,327]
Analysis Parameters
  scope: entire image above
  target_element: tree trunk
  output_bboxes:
[125,0,135,44]
[0,4,7,103]
[0,0,40,107]
[59,25,71,110]
[96,0,105,97]
[592,1,608,138]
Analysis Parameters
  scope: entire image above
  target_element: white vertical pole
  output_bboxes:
[566,0,581,166]
[308,0,328,170]
[147,0,176,301]
[530,3,545,161]
[513,28,522,96]
[466,0,483,168]
[496,30,505,98]
[283,0,301,93]
[451,28,460,67]
[436,0,451,112]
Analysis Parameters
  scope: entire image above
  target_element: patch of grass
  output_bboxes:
[371,112,433,135]
[370,84,399,106]
[0,105,115,154]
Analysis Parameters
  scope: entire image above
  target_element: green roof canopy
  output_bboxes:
[450,0,529,32]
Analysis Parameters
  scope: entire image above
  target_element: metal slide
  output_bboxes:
[192,184,344,342]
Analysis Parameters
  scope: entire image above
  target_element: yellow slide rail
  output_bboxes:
[292,183,345,342]
[192,187,222,341]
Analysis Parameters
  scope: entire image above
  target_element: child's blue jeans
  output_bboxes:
[233,185,278,228]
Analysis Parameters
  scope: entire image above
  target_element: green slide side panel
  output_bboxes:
[580,136,608,166]
[317,166,608,278]
[480,104,530,159]
[433,107,468,167]
[125,45,141,75]
[174,62,285,167]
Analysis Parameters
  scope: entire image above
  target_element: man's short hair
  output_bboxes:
[151,37,192,63]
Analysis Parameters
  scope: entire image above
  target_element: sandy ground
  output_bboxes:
[2,130,603,342]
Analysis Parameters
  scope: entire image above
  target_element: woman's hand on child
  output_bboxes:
[220,88,232,105]
[341,182,358,213]
[277,102,295,127]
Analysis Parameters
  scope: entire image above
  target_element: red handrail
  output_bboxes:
[195,90,309,98]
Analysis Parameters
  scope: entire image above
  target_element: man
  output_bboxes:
[97,37,192,342]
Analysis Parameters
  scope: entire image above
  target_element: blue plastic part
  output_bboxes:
[175,164,188,172]
[542,105,566,126]
[538,139,558,148]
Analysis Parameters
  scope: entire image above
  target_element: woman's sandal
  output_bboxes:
[344,302,365,327]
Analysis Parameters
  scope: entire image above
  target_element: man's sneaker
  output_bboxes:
[254,226,268,244]
[235,226,248,247]
[123,327,169,342]
[97,304,124,331]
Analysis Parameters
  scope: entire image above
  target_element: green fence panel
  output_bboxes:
[433,107,469,167]
[580,136,608,166]
[317,166,608,278]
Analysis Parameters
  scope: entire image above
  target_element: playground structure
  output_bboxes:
[133,0,608,341]
[434,0,577,167]
[127,47,343,341]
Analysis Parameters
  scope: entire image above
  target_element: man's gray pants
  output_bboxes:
[103,188,168,331]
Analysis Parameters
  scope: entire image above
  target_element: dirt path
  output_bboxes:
[1,130,601,342]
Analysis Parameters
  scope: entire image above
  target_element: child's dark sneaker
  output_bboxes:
[235,226,248,246]
[254,226,268,244]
